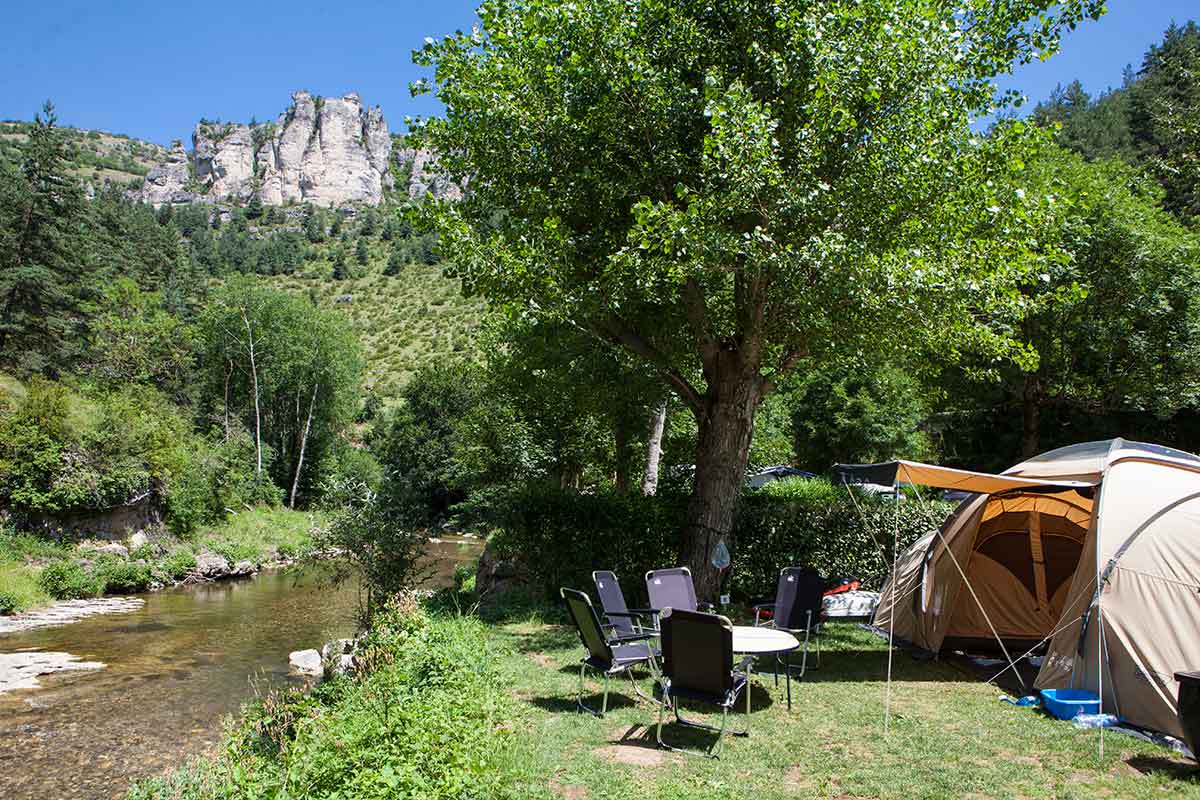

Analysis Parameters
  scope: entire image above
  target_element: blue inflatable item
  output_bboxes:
[1040,688,1101,720]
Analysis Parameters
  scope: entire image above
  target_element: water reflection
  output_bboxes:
[0,535,482,800]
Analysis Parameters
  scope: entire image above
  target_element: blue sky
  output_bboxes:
[0,1,1195,144]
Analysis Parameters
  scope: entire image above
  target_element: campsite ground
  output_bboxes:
[493,605,1199,799]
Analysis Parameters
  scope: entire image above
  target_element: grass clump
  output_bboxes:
[128,598,523,800]
[37,560,103,599]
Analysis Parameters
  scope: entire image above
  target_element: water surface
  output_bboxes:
[0,536,482,800]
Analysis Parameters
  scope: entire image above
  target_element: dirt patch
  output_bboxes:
[549,780,588,799]
[784,765,816,792]
[592,725,681,768]
[528,653,557,668]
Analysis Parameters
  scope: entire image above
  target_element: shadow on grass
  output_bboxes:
[528,692,641,714]
[1127,755,1200,781]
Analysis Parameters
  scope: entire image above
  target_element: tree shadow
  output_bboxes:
[1127,755,1200,781]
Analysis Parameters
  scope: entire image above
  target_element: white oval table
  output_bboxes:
[731,625,801,710]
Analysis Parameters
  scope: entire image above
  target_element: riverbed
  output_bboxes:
[0,535,483,800]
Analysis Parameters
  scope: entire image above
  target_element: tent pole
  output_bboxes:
[885,494,900,736]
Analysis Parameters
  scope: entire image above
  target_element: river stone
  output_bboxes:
[232,560,256,577]
[0,651,105,694]
[94,543,129,559]
[289,649,322,676]
[195,551,231,578]
[128,532,149,550]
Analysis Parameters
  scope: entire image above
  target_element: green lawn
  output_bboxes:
[490,607,1199,799]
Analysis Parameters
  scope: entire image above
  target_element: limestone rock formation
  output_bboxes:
[137,142,193,206]
[395,144,462,201]
[193,122,255,200]
[139,91,394,208]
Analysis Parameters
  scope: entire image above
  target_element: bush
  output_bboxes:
[38,560,103,599]
[484,479,953,603]
[93,556,152,593]
[159,548,197,580]
[0,590,19,615]
[129,600,522,800]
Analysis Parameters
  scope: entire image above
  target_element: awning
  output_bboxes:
[832,460,1096,495]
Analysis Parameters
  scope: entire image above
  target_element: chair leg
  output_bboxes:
[576,662,608,718]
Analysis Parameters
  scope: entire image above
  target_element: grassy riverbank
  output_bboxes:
[127,596,1200,800]
[0,507,322,614]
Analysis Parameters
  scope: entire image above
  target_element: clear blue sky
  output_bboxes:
[0,1,1195,145]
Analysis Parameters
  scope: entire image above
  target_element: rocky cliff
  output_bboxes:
[138,91,397,208]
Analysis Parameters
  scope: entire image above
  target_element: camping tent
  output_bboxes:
[857,439,1200,739]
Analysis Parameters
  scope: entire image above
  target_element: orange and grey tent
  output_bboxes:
[847,439,1200,740]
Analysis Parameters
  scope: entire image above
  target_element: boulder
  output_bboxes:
[194,551,231,579]
[94,543,128,559]
[475,541,532,603]
[231,560,256,577]
[288,649,322,676]
[128,532,149,551]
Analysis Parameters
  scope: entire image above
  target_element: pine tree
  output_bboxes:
[384,246,405,276]
[355,239,370,267]
[332,246,348,280]
[303,206,326,243]
[0,102,88,374]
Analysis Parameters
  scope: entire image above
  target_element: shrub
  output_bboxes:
[0,590,19,615]
[159,548,197,580]
[483,479,952,603]
[38,560,103,600]
[93,556,152,593]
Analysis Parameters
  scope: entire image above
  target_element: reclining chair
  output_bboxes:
[655,607,753,758]
[561,587,659,717]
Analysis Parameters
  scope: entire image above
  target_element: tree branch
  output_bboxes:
[589,316,705,414]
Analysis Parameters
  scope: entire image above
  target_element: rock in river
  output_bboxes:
[195,551,231,578]
[289,649,322,676]
[0,651,105,694]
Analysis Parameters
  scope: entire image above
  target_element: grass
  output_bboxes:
[478,603,1200,800]
[125,595,1200,799]
[0,507,323,614]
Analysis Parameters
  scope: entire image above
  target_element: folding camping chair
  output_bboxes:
[645,567,715,627]
[752,567,825,680]
[592,570,656,638]
[655,607,753,758]
[560,587,660,717]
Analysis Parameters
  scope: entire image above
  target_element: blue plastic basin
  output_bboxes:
[1040,688,1101,720]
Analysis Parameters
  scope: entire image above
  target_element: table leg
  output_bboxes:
[786,650,792,711]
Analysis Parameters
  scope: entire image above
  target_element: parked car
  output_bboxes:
[746,465,816,489]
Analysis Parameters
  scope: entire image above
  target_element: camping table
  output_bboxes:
[732,626,801,711]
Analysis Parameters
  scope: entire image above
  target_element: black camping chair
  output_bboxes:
[560,587,660,717]
[592,571,656,638]
[645,567,715,626]
[655,607,753,758]
[753,567,825,680]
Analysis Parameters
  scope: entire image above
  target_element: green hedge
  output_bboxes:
[486,478,952,603]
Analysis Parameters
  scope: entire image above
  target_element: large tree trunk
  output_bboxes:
[681,353,764,602]
[1021,374,1042,459]
[289,383,319,509]
[641,398,668,496]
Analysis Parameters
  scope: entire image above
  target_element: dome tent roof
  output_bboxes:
[1004,438,1200,482]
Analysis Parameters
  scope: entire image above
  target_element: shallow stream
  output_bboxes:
[0,536,483,800]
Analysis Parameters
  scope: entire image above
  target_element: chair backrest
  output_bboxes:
[645,567,698,613]
[660,607,734,697]
[592,570,635,637]
[774,567,826,630]
[561,588,613,668]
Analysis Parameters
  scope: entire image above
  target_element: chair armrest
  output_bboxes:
[608,632,658,645]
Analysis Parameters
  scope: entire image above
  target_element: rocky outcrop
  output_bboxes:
[137,142,194,206]
[193,122,255,200]
[194,551,231,579]
[0,598,144,636]
[140,91,394,208]
[289,649,323,676]
[0,651,105,694]
[395,143,462,201]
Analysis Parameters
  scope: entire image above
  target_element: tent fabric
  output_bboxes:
[834,459,1094,495]
[872,438,1200,739]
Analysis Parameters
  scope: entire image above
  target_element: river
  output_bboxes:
[0,535,483,800]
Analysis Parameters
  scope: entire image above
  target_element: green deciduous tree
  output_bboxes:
[413,0,1101,597]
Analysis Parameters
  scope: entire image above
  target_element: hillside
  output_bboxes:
[0,120,166,187]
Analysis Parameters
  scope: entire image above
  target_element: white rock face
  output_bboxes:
[193,123,255,200]
[137,142,192,205]
[0,598,144,636]
[395,144,462,201]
